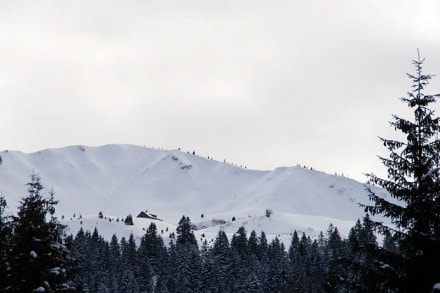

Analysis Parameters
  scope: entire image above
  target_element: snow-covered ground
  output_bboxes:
[0,144,389,245]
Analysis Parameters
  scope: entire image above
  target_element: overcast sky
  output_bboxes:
[1,1,440,182]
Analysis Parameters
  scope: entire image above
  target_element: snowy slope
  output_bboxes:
[0,144,388,244]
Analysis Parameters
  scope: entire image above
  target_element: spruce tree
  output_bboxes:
[256,231,268,261]
[0,194,11,291]
[121,234,137,271]
[264,237,288,292]
[174,216,201,292]
[88,227,109,291]
[248,230,259,258]
[200,256,220,293]
[207,230,233,291]
[287,230,302,288]
[364,53,440,291]
[139,222,167,277]
[174,245,202,293]
[71,227,88,290]
[176,215,197,248]
[341,217,382,292]
[231,226,248,258]
[9,174,75,292]
[108,234,121,289]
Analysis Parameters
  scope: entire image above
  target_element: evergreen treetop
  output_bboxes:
[176,216,197,248]
[364,52,440,291]
[9,174,75,292]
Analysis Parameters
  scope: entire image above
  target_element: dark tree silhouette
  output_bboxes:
[364,53,440,291]
[9,174,75,292]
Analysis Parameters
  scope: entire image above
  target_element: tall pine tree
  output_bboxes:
[364,53,440,291]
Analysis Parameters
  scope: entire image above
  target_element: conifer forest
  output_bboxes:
[0,179,394,292]
[1,56,440,292]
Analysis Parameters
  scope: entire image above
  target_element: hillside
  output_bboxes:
[0,144,388,244]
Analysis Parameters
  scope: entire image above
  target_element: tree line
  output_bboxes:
[1,54,440,291]
[0,173,401,292]
[0,173,398,292]
[67,215,391,292]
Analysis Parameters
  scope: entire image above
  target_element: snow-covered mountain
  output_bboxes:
[0,144,388,244]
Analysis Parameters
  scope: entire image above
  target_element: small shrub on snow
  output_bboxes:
[265,209,273,218]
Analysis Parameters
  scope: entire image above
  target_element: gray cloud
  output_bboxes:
[1,1,440,181]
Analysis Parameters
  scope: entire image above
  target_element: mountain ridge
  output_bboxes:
[0,144,387,243]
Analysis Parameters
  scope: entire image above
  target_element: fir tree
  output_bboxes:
[364,53,440,291]
[139,222,167,277]
[231,226,248,259]
[257,231,268,261]
[108,234,121,290]
[0,194,11,291]
[9,174,75,292]
[287,230,302,288]
[323,225,348,291]
[89,227,109,290]
[327,226,343,262]
[348,219,367,253]
[339,216,382,292]
[248,230,259,258]
[207,230,233,291]
[136,242,153,292]
[264,237,288,292]
[176,215,197,248]
[200,256,221,293]
[121,234,137,271]
[171,217,202,292]
[309,239,323,282]
[71,227,89,289]
[174,245,202,293]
